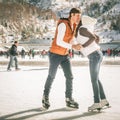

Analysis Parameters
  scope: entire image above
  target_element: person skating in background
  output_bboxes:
[7,41,20,71]
[21,48,25,59]
[42,8,82,110]
[75,15,110,111]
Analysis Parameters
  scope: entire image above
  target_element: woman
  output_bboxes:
[75,15,110,111]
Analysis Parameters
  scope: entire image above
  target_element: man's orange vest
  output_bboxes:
[50,19,76,55]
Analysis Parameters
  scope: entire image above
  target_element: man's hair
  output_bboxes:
[14,41,18,44]
[69,8,81,18]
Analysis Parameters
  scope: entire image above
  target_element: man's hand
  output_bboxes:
[72,44,82,50]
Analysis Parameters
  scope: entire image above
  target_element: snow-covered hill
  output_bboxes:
[0,0,120,45]
[29,0,120,43]
[95,3,120,43]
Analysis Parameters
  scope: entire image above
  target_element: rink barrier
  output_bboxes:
[0,60,120,66]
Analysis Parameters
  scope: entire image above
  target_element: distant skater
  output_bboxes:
[7,41,20,71]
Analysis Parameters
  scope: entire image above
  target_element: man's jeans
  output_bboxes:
[88,50,106,103]
[43,52,73,99]
[7,55,18,69]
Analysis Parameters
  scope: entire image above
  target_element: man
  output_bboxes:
[42,8,82,110]
[7,41,20,71]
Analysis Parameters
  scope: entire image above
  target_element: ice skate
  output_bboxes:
[7,68,12,71]
[88,103,102,112]
[15,68,21,71]
[42,96,50,110]
[101,99,111,109]
[66,98,79,109]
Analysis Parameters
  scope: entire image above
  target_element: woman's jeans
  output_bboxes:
[43,52,73,99]
[88,50,106,103]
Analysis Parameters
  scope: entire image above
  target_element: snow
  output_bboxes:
[96,3,120,42]
[0,0,120,44]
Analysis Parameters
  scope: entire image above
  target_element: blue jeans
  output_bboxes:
[7,55,18,69]
[43,52,73,99]
[88,50,106,103]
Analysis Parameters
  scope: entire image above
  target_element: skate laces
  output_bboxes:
[42,96,49,104]
[66,98,75,103]
[101,99,109,107]
[89,103,101,109]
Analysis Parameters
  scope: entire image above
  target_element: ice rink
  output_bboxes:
[0,65,120,120]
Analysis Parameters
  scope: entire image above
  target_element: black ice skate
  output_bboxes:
[7,68,12,71]
[66,98,79,109]
[16,68,21,71]
[42,96,50,110]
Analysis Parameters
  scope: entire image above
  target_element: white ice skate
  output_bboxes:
[101,99,111,109]
[88,103,102,112]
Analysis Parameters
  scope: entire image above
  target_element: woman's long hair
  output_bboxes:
[75,20,82,38]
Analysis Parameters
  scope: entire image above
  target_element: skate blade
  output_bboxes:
[16,69,21,71]
[102,105,111,110]
[65,106,79,111]
[88,108,102,112]
[39,107,48,111]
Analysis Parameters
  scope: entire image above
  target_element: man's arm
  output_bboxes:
[56,23,81,50]
[56,23,72,49]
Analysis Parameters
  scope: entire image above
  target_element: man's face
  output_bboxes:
[15,42,19,46]
[71,13,81,24]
